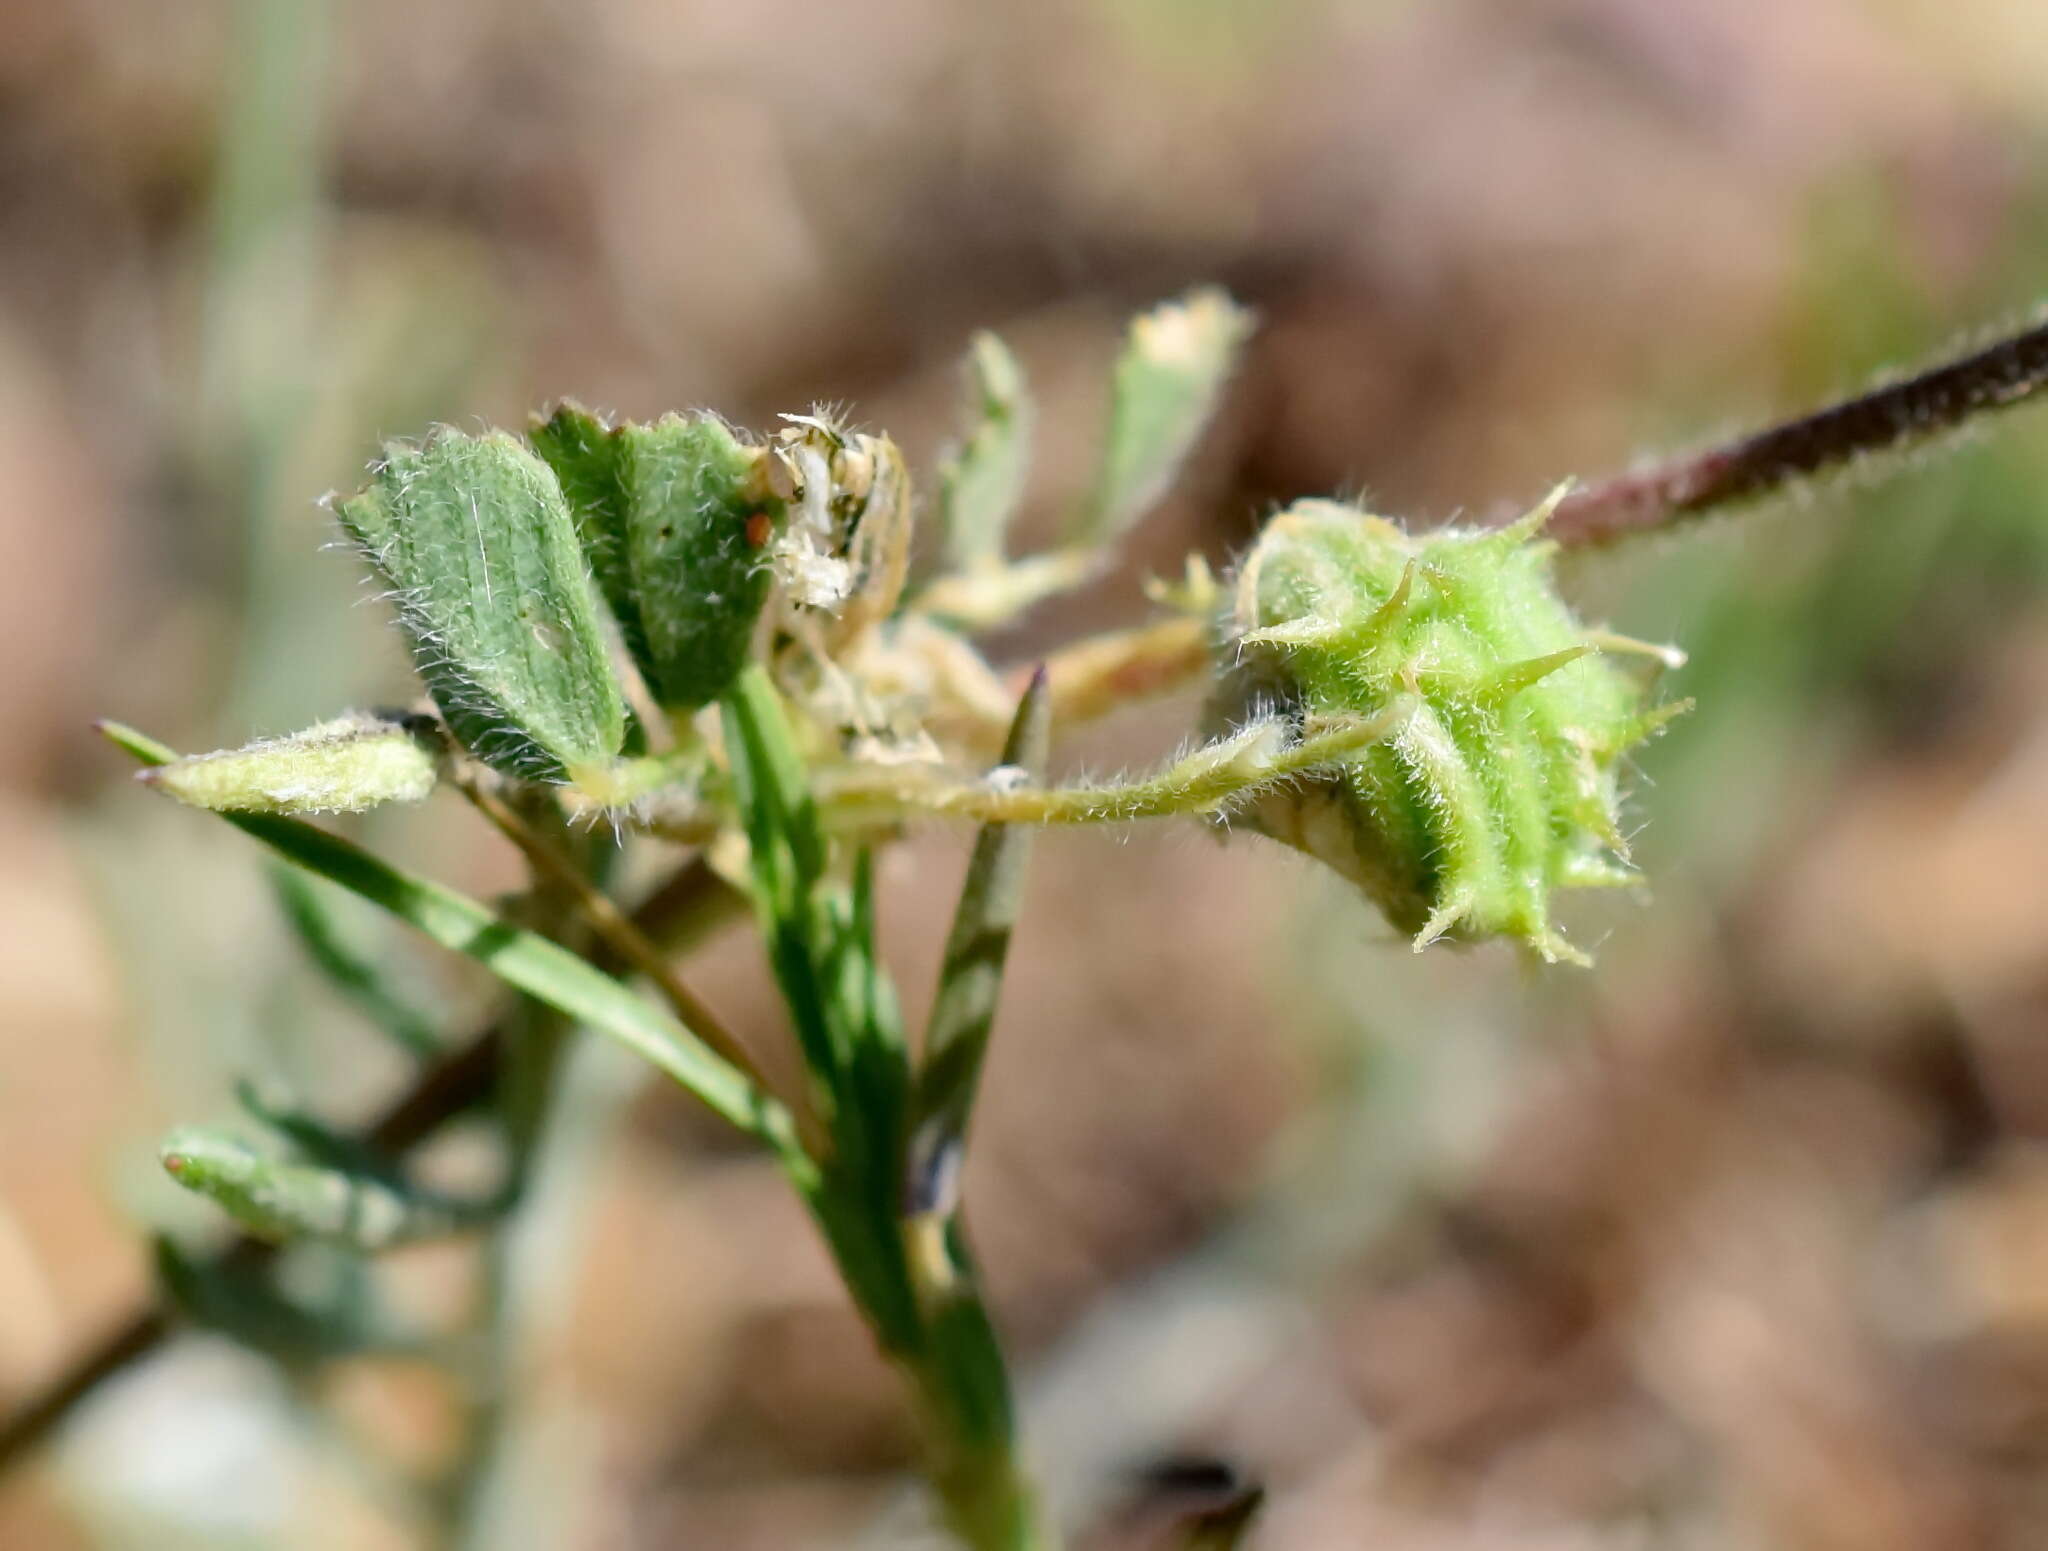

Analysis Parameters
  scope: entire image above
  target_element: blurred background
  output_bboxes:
[5,0,2048,1545]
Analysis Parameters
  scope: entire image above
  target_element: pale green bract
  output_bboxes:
[1077,286,1253,543]
[936,332,1033,572]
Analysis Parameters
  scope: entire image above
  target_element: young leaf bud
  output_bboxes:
[336,429,627,783]
[141,711,440,815]
[1213,489,1687,964]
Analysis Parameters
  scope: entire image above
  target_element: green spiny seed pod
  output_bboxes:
[336,429,627,784]
[1212,489,1686,964]
[142,711,441,815]
[529,405,785,712]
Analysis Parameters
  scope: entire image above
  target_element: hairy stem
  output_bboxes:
[1543,314,2048,546]
[819,704,1411,826]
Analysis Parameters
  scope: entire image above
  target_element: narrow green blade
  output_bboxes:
[268,867,442,1056]
[907,667,1050,1213]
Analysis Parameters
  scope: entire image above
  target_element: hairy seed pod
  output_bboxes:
[1212,490,1686,964]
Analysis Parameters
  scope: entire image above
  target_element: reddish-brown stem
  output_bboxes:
[1545,314,2048,546]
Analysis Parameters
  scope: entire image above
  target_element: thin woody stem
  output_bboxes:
[1543,313,2048,546]
[1026,615,1209,728]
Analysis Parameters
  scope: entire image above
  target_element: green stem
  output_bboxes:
[812,1194,1054,1550]
[902,1286,1054,1550]
[720,668,1055,1549]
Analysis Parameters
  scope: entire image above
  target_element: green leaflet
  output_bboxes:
[160,1127,480,1250]
[527,402,652,680]
[1075,287,1253,544]
[530,406,782,712]
[937,332,1033,572]
[623,415,780,708]
[336,428,627,783]
[144,711,439,815]
[1215,489,1687,965]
